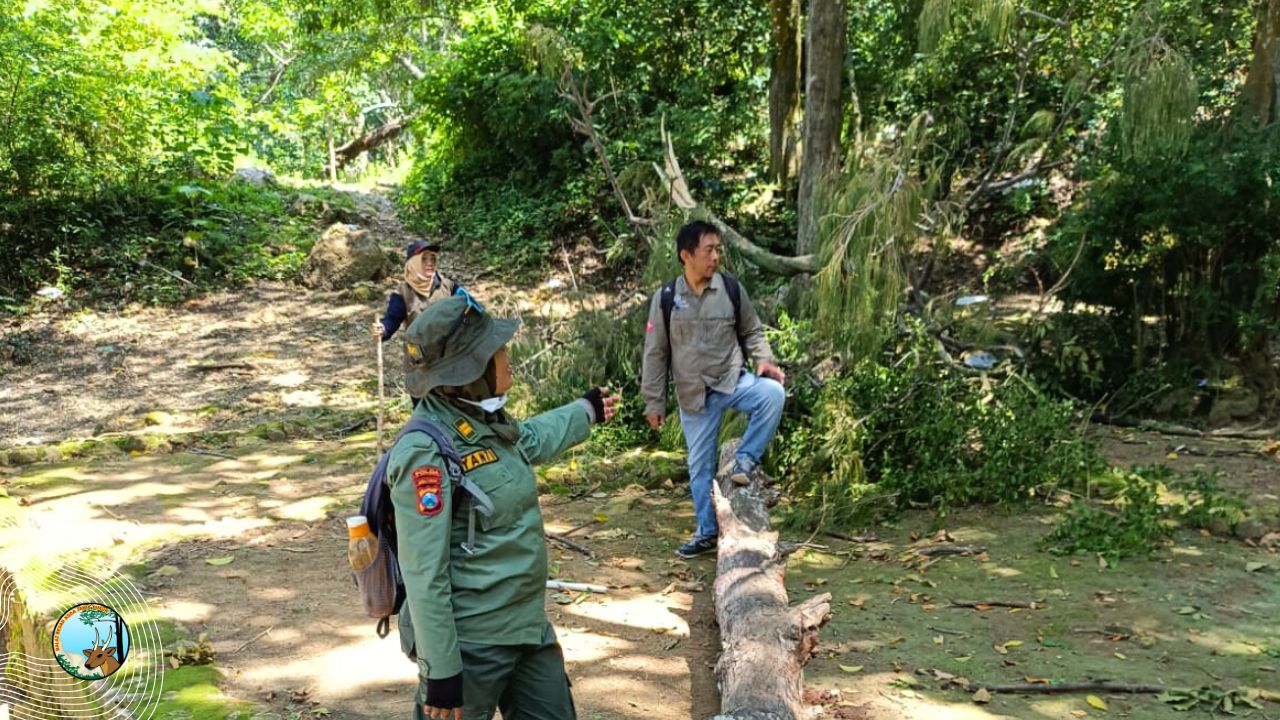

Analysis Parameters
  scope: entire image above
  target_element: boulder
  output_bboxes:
[1234,517,1269,541]
[302,223,390,290]
[1208,388,1260,426]
[288,193,326,217]
[1155,387,1202,418]
[8,447,40,466]
[232,166,277,186]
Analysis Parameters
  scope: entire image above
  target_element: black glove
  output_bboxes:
[581,387,606,424]
[425,673,463,709]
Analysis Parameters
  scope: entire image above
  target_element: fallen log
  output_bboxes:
[711,439,832,719]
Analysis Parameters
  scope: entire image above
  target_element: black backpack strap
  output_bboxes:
[719,273,751,363]
[721,273,742,319]
[659,279,676,355]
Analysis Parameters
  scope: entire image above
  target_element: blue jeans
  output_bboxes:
[678,373,786,540]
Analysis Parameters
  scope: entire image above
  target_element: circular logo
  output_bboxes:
[51,603,130,680]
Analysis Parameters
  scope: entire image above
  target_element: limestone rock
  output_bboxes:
[1208,388,1260,426]
[301,223,390,290]
[232,166,277,186]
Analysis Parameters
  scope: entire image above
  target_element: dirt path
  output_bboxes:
[2,435,720,719]
[0,185,713,719]
[3,186,1278,719]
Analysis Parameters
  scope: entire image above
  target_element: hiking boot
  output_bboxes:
[728,459,755,486]
[675,536,717,559]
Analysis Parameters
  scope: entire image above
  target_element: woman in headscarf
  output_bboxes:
[372,240,463,406]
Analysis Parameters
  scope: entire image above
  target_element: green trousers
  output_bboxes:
[412,622,576,720]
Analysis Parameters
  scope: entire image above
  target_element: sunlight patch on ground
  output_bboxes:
[268,371,309,388]
[982,564,1023,578]
[280,390,324,407]
[157,598,217,623]
[259,495,335,521]
[237,633,416,698]
[561,595,688,635]
[1185,628,1269,655]
[555,624,636,664]
[241,452,307,469]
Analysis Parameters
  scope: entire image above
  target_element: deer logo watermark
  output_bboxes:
[51,603,130,680]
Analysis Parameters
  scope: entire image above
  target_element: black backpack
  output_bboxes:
[353,418,494,638]
[657,272,748,363]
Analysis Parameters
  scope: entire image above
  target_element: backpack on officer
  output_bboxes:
[350,418,493,638]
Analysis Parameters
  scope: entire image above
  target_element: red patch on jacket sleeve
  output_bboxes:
[646,320,654,334]
[412,466,444,517]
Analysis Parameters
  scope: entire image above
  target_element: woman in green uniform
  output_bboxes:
[387,293,618,719]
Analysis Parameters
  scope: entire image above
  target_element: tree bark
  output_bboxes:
[769,0,803,191]
[334,112,420,168]
[1244,0,1280,126]
[710,440,832,720]
[796,0,848,255]
[656,124,820,276]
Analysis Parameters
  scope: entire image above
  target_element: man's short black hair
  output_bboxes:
[675,221,720,265]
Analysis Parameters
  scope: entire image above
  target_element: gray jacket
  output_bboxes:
[640,273,775,415]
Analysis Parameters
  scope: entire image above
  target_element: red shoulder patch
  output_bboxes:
[412,466,444,517]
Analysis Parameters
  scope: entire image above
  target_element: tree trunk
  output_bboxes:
[769,0,803,191]
[1244,0,1280,126]
[710,440,832,719]
[334,112,420,168]
[796,0,848,255]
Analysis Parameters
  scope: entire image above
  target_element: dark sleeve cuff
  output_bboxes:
[424,673,463,709]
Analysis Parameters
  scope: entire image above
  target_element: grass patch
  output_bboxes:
[153,665,255,720]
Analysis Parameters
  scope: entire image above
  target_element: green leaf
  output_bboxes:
[206,556,234,566]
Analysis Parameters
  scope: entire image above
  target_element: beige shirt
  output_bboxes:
[641,273,775,415]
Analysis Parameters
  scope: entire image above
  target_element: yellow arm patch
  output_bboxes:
[461,448,498,472]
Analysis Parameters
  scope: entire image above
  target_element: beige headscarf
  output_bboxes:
[404,251,439,296]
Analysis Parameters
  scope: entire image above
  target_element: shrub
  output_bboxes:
[772,315,1099,529]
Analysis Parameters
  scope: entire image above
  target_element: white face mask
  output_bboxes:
[460,395,509,414]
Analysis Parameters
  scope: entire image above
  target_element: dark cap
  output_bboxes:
[406,240,442,260]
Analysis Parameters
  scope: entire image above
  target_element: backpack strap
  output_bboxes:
[395,417,494,555]
[719,273,750,362]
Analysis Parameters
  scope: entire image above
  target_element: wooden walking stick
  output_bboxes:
[375,313,385,456]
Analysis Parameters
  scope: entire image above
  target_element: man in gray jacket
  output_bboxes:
[640,221,787,558]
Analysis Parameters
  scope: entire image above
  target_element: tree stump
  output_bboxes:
[710,439,831,720]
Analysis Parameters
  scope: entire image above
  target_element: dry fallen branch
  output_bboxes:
[915,544,988,557]
[950,600,1040,610]
[976,681,1165,695]
[547,533,593,557]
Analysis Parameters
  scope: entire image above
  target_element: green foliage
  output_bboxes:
[1041,464,1244,562]
[1041,467,1172,562]
[0,180,326,305]
[772,316,1098,529]
[0,0,244,200]
[1050,124,1280,377]
[812,116,940,362]
[508,303,652,451]
[1169,469,1245,530]
[394,0,774,274]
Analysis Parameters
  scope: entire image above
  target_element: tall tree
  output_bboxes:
[796,0,847,255]
[768,0,802,191]
[1244,0,1280,125]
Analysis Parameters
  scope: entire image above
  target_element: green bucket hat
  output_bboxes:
[404,293,519,398]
